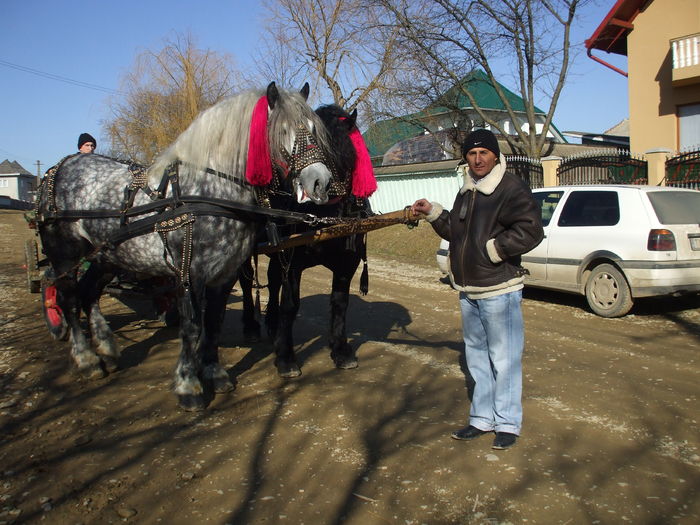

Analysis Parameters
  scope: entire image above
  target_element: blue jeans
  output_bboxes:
[459,290,524,435]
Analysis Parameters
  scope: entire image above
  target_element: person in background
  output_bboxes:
[78,132,96,154]
[411,129,543,450]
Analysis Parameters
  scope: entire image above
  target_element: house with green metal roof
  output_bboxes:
[363,70,567,166]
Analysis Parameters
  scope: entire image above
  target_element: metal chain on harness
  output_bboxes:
[280,124,327,175]
[156,214,196,295]
[152,161,197,299]
[34,153,81,220]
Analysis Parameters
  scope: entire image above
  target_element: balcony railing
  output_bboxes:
[672,33,699,69]
[671,33,700,86]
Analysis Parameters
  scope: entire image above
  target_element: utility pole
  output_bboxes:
[34,160,43,196]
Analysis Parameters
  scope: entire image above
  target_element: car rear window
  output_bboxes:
[646,191,700,224]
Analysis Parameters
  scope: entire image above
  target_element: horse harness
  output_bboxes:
[35,128,349,292]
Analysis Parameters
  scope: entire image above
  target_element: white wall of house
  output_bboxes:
[0,175,35,202]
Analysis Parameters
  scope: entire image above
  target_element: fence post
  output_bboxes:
[541,156,562,187]
[645,149,672,186]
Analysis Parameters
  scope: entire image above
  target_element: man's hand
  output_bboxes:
[411,199,432,217]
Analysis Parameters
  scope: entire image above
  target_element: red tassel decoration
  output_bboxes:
[246,95,272,186]
[348,127,377,198]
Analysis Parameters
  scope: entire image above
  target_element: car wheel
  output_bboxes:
[585,263,633,318]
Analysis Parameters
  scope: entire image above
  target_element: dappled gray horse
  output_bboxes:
[36,83,334,410]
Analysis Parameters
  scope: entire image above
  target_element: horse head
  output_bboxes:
[265,82,334,205]
[315,104,376,201]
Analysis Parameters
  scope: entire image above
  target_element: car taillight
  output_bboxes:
[647,229,676,251]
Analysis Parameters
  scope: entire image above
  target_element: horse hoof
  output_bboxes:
[101,356,119,373]
[178,394,206,411]
[213,378,236,394]
[333,356,358,370]
[276,362,302,378]
[79,364,107,380]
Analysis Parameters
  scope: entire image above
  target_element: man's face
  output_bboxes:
[79,142,95,154]
[465,147,497,178]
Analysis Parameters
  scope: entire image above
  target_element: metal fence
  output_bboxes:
[0,195,33,210]
[665,150,700,189]
[557,149,648,185]
[506,155,544,188]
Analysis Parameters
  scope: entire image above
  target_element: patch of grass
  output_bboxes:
[366,220,441,269]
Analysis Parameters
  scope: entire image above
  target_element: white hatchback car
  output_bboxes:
[436,185,700,317]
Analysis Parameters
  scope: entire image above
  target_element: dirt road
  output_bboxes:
[1,209,698,524]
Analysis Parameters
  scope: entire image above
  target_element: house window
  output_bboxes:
[0,179,9,188]
[679,103,700,150]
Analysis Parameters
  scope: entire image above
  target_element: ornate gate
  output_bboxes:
[557,150,648,185]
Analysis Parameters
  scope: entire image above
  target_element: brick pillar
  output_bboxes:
[645,149,672,186]
[541,156,562,188]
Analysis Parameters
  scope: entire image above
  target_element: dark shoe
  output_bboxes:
[451,425,489,440]
[492,432,518,450]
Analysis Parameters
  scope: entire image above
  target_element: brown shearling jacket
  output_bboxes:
[427,156,544,297]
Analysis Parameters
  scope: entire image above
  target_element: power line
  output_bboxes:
[0,146,37,164]
[0,58,126,96]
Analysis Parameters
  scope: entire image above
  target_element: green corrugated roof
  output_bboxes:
[363,70,546,157]
[429,70,545,115]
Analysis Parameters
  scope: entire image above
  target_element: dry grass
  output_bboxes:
[366,220,441,269]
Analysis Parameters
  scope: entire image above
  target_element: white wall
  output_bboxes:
[369,170,463,214]
[0,177,20,200]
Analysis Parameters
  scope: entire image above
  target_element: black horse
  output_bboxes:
[36,83,335,410]
[240,104,376,378]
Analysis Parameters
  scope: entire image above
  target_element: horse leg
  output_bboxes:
[53,269,106,380]
[329,262,359,370]
[238,259,261,342]
[273,263,303,378]
[200,281,237,394]
[265,255,282,341]
[173,281,207,411]
[39,223,104,378]
[78,262,120,373]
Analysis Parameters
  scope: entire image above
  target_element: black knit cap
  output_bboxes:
[78,132,97,150]
[461,129,499,159]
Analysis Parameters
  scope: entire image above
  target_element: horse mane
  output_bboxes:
[315,104,356,184]
[148,86,332,185]
[316,103,376,198]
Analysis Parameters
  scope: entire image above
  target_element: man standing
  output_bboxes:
[412,129,543,450]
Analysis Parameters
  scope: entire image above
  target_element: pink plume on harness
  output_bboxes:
[347,126,377,198]
[246,95,273,186]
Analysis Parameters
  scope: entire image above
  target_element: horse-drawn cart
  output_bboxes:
[24,214,180,339]
[24,224,70,341]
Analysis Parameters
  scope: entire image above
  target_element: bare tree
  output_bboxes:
[104,34,240,163]
[376,0,584,157]
[256,0,401,113]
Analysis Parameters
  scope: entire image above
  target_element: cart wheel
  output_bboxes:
[24,238,41,293]
[41,269,69,341]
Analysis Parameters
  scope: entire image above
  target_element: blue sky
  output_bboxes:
[1,0,628,175]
